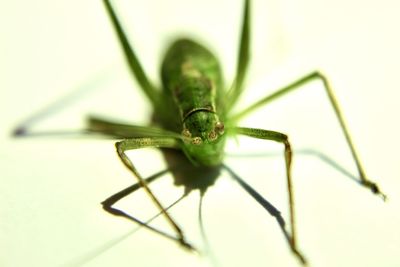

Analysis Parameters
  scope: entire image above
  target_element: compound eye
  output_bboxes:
[215,121,225,134]
[208,130,217,141]
[182,128,192,138]
[191,137,202,145]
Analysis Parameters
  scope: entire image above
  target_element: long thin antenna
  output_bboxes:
[198,192,219,267]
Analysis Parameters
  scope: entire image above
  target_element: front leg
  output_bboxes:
[115,137,195,251]
[235,127,306,264]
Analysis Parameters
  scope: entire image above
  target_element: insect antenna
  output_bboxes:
[198,192,219,267]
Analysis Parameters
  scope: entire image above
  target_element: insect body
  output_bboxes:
[97,0,386,263]
[15,0,386,265]
[161,39,226,166]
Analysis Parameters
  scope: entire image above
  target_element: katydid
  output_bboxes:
[14,0,386,265]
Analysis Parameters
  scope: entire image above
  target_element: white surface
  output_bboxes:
[1,0,400,267]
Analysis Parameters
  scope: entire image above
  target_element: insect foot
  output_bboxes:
[180,238,197,253]
[362,180,387,201]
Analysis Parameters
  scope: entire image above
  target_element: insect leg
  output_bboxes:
[115,137,195,251]
[223,164,307,265]
[102,169,189,245]
[87,116,181,139]
[234,126,305,264]
[12,70,114,137]
[231,71,386,199]
[102,0,160,108]
[226,0,250,111]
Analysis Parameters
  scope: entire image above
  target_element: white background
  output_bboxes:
[1,0,400,266]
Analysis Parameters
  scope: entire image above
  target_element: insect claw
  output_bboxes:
[12,127,26,136]
[180,238,198,252]
[362,180,387,201]
[377,190,388,202]
[291,247,307,266]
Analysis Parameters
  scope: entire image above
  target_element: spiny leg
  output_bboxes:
[115,137,194,250]
[102,0,160,107]
[87,116,182,139]
[234,127,305,264]
[102,169,167,212]
[102,169,189,245]
[12,71,114,137]
[223,164,307,265]
[226,0,250,111]
[231,71,386,199]
[87,116,191,245]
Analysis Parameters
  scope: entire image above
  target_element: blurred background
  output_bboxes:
[1,0,399,266]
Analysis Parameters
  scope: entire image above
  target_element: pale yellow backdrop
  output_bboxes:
[1,0,399,267]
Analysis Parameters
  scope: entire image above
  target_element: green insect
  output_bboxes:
[14,0,386,264]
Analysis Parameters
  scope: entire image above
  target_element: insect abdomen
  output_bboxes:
[161,39,224,122]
